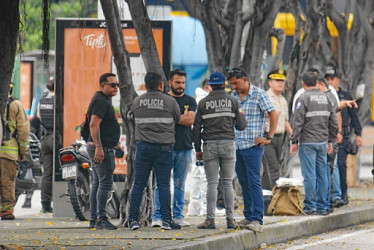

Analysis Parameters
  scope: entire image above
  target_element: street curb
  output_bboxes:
[164,206,374,250]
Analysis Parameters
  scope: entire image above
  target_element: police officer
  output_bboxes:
[38,77,55,213]
[128,72,181,231]
[325,67,362,206]
[290,71,338,215]
[192,71,247,229]
[262,68,292,190]
[0,82,30,220]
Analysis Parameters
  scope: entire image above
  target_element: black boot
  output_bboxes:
[41,201,53,213]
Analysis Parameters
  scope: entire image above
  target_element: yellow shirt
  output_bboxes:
[265,89,288,134]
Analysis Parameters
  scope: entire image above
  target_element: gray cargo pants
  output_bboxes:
[203,140,236,220]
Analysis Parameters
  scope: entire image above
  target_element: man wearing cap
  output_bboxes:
[262,69,292,190]
[228,67,278,233]
[192,71,247,229]
[0,82,30,220]
[151,69,197,228]
[325,67,362,206]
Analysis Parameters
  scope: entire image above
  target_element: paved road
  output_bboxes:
[274,221,374,249]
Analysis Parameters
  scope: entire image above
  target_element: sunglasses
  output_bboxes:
[227,68,246,79]
[104,82,120,88]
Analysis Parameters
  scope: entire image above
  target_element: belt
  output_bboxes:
[274,133,284,137]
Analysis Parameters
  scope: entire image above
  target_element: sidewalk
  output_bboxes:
[1,183,374,249]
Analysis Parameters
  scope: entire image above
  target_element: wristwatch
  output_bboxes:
[264,134,273,141]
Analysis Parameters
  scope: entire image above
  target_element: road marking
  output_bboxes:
[287,228,374,249]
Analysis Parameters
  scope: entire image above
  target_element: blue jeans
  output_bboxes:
[333,157,342,200]
[236,145,264,224]
[152,149,192,220]
[88,146,116,220]
[129,142,173,222]
[299,143,328,212]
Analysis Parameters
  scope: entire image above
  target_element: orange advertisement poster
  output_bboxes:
[63,27,164,175]
[20,62,32,112]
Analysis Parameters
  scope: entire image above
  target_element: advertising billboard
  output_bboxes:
[55,19,171,179]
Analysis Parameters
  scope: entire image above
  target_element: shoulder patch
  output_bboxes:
[296,102,302,110]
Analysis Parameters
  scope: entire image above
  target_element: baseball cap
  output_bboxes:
[324,66,338,78]
[268,68,286,80]
[209,71,225,85]
[307,65,321,74]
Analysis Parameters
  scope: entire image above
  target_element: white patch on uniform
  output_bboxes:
[296,102,301,110]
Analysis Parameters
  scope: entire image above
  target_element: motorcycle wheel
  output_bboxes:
[68,170,90,221]
[106,192,120,219]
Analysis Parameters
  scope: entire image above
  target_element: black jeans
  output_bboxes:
[337,135,350,203]
[88,145,115,219]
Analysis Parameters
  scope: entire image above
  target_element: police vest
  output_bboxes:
[39,97,54,130]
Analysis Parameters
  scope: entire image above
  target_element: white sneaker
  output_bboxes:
[174,218,190,227]
[151,218,162,227]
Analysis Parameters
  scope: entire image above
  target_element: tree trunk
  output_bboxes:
[0,1,19,115]
[242,0,282,86]
[125,0,168,87]
[100,0,138,227]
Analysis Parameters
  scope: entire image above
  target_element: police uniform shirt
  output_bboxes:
[192,89,247,152]
[131,89,181,145]
[265,89,288,134]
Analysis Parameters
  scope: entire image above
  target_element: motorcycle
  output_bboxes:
[15,132,42,202]
[58,140,120,221]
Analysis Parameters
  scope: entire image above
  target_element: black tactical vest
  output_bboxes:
[39,97,54,130]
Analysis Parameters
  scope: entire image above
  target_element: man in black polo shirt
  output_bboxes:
[87,73,121,230]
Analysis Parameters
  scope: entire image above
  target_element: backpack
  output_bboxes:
[80,114,90,142]
[267,186,306,216]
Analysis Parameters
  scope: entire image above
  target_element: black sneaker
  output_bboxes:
[304,210,317,215]
[96,218,117,230]
[130,221,140,231]
[88,219,96,229]
[226,218,239,229]
[161,220,181,230]
[316,210,330,216]
[333,199,345,208]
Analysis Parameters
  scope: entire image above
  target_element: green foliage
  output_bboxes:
[20,0,97,52]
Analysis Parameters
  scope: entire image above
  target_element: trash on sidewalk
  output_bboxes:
[276,177,303,187]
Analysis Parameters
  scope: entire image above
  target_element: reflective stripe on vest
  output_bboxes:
[0,145,19,155]
[135,117,174,124]
[305,111,330,118]
[202,112,235,120]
